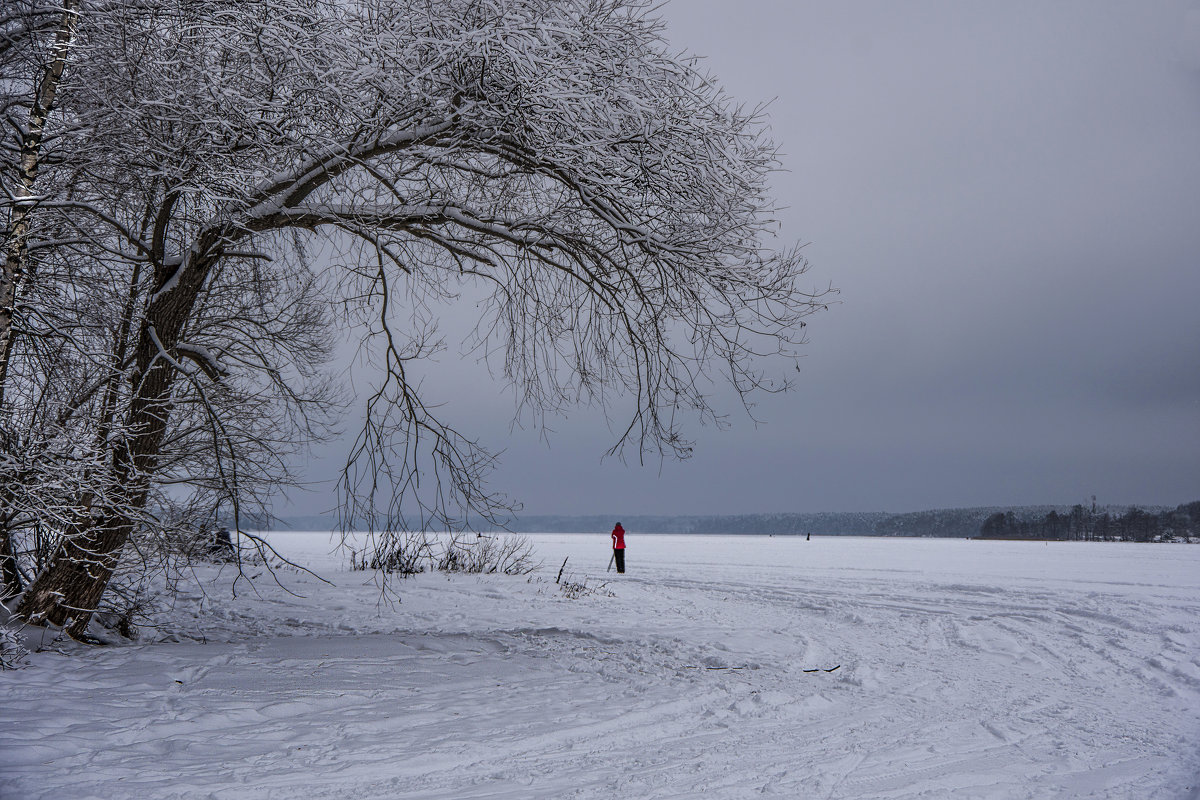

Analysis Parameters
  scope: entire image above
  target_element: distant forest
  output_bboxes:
[977,501,1200,542]
[274,501,1199,541]
[495,501,1200,541]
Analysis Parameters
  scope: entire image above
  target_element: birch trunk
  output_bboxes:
[0,0,80,405]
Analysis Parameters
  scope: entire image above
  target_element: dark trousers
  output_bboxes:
[614,549,625,573]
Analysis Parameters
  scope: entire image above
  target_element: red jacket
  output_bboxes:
[611,524,625,549]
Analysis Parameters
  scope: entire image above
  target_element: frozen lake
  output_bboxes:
[520,532,1200,595]
[3,533,1198,799]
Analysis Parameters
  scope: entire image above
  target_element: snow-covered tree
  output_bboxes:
[4,0,831,636]
[0,0,82,599]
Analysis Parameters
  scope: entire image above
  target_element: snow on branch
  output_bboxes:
[174,342,228,382]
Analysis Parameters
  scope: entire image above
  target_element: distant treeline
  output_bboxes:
[482,505,1181,539]
[978,501,1199,542]
[269,502,1199,541]
[500,510,999,537]
[272,509,996,536]
[499,503,1200,540]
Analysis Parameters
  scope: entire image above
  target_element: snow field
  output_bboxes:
[2,534,1199,799]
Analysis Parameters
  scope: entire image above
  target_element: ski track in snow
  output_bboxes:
[2,534,1199,799]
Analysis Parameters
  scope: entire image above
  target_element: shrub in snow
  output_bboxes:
[356,532,540,576]
[558,575,613,600]
[0,619,30,670]
[554,559,613,599]
[353,532,434,575]
[92,576,163,641]
[436,534,540,576]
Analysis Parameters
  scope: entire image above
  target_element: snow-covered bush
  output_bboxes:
[357,532,540,576]
[0,619,30,670]
[352,532,434,575]
[436,534,540,576]
[91,576,163,641]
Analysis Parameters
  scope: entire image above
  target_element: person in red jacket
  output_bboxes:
[611,522,626,573]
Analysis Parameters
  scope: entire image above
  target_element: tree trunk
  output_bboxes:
[15,516,128,638]
[0,0,80,405]
[16,392,165,638]
[16,436,153,638]
[16,246,210,637]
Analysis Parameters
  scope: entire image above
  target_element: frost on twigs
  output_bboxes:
[327,0,833,551]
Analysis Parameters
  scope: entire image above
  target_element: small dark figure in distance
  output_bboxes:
[209,526,235,560]
[611,522,626,574]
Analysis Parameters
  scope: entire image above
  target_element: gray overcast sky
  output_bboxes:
[292,1,1200,517]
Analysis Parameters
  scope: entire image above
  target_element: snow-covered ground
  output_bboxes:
[3,534,1199,799]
